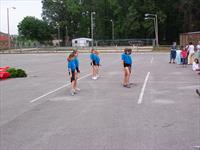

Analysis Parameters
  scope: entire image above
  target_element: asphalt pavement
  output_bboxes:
[0,53,199,150]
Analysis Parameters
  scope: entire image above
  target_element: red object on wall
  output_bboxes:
[0,35,9,41]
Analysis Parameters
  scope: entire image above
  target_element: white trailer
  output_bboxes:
[72,38,92,47]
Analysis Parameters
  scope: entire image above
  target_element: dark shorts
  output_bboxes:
[76,67,80,73]
[124,63,132,73]
[91,60,97,66]
[182,58,187,65]
[124,63,132,68]
[170,50,176,59]
[71,70,76,82]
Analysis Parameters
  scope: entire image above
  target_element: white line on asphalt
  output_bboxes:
[138,72,151,104]
[30,59,120,103]
[30,73,91,103]
[193,146,200,150]
[150,57,154,63]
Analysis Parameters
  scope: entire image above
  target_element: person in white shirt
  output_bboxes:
[187,42,195,64]
[196,41,200,60]
[192,58,200,71]
[176,48,182,64]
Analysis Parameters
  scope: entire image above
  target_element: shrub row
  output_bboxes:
[6,68,27,78]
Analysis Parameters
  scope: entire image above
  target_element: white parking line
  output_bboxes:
[30,73,91,103]
[193,146,200,150]
[30,59,120,103]
[138,72,151,104]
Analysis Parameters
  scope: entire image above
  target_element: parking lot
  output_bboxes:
[0,52,199,150]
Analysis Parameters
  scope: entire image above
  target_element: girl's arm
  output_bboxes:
[90,54,93,61]
[68,63,71,75]
[121,61,124,67]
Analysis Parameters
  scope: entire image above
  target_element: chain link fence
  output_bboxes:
[96,39,155,47]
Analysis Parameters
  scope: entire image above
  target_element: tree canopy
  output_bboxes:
[41,0,200,44]
[18,16,53,43]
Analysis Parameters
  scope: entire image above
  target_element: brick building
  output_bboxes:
[180,31,200,46]
[0,32,9,50]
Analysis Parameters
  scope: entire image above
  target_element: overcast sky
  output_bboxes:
[0,0,42,35]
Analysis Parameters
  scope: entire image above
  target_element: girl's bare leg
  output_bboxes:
[96,66,99,77]
[92,66,96,78]
[72,81,75,90]
[124,68,130,85]
[123,68,127,85]
[93,66,98,78]
[74,74,80,91]
[71,81,76,95]
[74,73,78,89]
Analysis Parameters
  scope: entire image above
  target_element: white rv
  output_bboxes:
[72,38,92,47]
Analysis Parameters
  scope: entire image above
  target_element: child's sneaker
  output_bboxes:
[71,89,75,96]
[92,76,97,80]
[123,84,127,87]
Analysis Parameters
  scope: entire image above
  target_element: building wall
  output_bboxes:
[0,32,9,50]
[180,32,200,46]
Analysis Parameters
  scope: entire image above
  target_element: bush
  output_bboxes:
[6,68,27,78]
[6,68,17,78]
[16,69,27,77]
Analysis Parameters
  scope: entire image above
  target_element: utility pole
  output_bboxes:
[91,12,95,48]
[110,19,114,41]
[7,7,16,49]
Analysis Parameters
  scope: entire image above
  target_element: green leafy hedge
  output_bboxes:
[6,68,27,78]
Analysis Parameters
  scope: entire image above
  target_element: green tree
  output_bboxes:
[18,16,53,43]
[41,0,200,45]
[42,0,82,45]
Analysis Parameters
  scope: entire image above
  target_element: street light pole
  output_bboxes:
[56,22,60,47]
[145,17,156,46]
[7,8,10,49]
[7,7,16,49]
[91,12,95,48]
[58,26,60,47]
[155,14,159,47]
[110,19,114,41]
[145,13,159,47]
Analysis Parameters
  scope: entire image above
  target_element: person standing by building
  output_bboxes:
[181,46,187,67]
[169,42,177,63]
[196,41,200,61]
[187,42,195,65]
[194,42,200,97]
[176,47,182,65]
